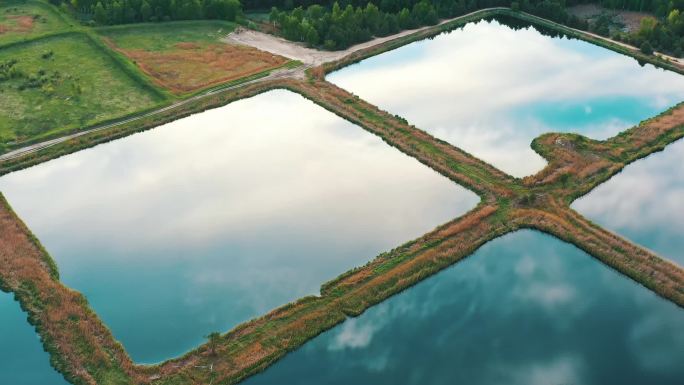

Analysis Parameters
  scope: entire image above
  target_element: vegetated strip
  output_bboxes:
[0,29,75,50]
[522,201,684,305]
[0,194,134,385]
[525,102,684,203]
[289,79,517,201]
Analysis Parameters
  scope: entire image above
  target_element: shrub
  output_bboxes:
[640,41,654,55]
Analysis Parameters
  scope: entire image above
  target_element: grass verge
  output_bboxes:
[0,32,164,148]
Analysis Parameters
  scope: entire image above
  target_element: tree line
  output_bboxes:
[267,0,683,56]
[268,0,588,50]
[49,0,241,24]
[46,0,684,57]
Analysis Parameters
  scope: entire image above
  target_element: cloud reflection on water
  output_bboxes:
[329,19,684,177]
[0,294,70,384]
[573,139,684,265]
[244,230,684,385]
[0,90,477,363]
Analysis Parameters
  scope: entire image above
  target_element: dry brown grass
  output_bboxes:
[110,40,289,94]
[0,196,137,385]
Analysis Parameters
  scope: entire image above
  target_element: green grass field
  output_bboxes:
[99,20,237,51]
[0,0,72,46]
[0,33,163,147]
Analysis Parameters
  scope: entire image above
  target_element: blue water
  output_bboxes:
[0,293,69,385]
[0,90,477,364]
[328,18,684,177]
[245,230,684,385]
[573,139,684,266]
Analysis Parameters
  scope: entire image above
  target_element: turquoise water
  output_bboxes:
[328,18,684,177]
[0,90,477,364]
[573,139,684,266]
[0,293,69,385]
[244,230,684,385]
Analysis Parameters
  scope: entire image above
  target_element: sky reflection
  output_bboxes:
[0,90,477,363]
[572,139,684,265]
[244,230,684,385]
[328,18,684,177]
[0,293,69,385]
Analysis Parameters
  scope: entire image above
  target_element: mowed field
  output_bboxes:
[0,34,162,146]
[100,21,290,94]
[0,1,71,46]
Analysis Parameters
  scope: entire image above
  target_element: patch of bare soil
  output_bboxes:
[567,3,649,32]
[224,20,457,66]
[224,27,345,65]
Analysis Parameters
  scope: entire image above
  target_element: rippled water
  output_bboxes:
[328,17,684,177]
[0,90,477,363]
[573,139,684,266]
[0,293,69,385]
[245,230,684,385]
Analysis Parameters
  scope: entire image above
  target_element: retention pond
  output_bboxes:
[0,293,69,385]
[0,90,477,364]
[244,230,684,385]
[328,17,684,177]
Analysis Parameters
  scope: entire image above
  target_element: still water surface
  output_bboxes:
[0,90,477,364]
[328,18,684,177]
[0,293,69,385]
[245,230,684,385]
[573,139,684,266]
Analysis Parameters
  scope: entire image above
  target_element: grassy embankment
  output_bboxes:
[0,6,683,385]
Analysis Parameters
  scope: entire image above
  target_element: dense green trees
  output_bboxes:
[48,0,684,57]
[269,0,587,49]
[267,0,683,56]
[58,0,241,24]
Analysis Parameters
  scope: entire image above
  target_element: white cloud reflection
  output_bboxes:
[329,20,684,177]
[244,230,684,385]
[0,89,477,362]
[573,139,684,265]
